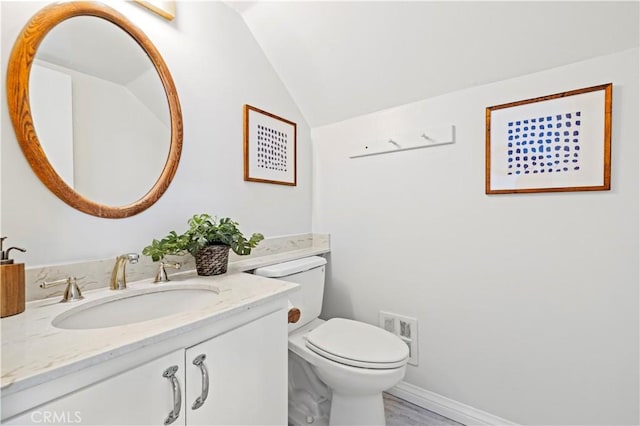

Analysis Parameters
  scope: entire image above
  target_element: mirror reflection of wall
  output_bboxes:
[29,16,170,206]
[30,63,74,186]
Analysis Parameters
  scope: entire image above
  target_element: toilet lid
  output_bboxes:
[305,318,409,369]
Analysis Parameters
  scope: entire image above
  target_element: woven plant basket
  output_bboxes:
[195,245,230,276]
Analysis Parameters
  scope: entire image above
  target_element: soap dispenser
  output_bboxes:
[0,237,27,318]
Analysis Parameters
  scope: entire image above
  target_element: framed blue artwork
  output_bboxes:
[244,105,297,186]
[486,83,612,194]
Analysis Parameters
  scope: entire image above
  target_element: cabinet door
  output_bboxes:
[185,309,287,425]
[5,350,186,426]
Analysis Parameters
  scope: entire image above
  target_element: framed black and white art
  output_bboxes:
[243,105,297,186]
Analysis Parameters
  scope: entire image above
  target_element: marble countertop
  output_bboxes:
[0,271,298,395]
[26,233,330,302]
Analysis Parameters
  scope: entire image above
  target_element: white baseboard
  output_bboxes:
[387,381,519,426]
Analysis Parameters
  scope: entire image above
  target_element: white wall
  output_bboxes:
[127,67,171,127]
[70,67,168,205]
[313,48,639,425]
[1,1,312,266]
[29,62,74,186]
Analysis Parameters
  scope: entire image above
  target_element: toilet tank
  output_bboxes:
[254,256,327,332]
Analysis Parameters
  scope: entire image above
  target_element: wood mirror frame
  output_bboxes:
[6,1,183,218]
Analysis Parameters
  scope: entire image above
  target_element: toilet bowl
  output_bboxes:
[289,318,408,425]
[254,257,409,426]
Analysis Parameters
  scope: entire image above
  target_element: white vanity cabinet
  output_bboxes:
[4,349,186,426]
[4,309,287,426]
[185,308,287,425]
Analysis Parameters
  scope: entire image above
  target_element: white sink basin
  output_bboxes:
[52,286,220,330]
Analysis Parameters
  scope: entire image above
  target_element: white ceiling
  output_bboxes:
[227,1,640,127]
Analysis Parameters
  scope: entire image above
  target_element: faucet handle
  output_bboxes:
[41,277,84,303]
[154,261,182,283]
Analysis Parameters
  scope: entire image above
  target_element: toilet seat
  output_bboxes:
[304,318,409,369]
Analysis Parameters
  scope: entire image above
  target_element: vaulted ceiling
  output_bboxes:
[228,1,639,127]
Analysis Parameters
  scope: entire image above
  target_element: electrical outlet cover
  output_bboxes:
[399,320,412,338]
[379,311,397,334]
[379,311,418,366]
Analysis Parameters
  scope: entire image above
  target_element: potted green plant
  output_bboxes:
[184,214,264,276]
[142,231,189,262]
[143,214,264,276]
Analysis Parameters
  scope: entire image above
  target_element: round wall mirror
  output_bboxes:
[7,2,183,218]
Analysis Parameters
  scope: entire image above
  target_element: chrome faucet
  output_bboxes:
[110,253,139,290]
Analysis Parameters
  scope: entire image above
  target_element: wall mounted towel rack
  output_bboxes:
[349,124,455,159]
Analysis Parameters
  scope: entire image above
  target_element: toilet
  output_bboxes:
[254,256,409,426]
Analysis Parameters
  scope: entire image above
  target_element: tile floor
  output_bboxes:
[384,393,464,426]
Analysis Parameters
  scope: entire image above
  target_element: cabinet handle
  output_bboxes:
[191,354,209,410]
[162,365,182,425]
